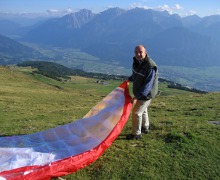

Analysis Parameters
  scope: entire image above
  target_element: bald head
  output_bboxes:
[134,45,147,61]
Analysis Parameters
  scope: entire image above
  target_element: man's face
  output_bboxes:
[135,46,146,61]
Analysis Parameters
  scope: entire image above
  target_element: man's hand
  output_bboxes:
[131,97,137,103]
[125,79,130,86]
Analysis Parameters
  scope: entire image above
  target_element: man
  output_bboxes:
[126,45,158,140]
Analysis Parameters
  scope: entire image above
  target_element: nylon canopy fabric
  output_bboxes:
[0,81,132,180]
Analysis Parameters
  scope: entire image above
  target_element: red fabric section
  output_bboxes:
[0,81,132,180]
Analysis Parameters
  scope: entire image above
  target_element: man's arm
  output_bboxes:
[135,68,155,99]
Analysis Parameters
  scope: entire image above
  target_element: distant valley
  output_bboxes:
[0,8,220,92]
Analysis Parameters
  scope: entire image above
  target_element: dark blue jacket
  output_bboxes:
[128,56,158,100]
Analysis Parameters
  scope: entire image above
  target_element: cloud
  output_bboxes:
[155,4,183,14]
[129,3,150,10]
[129,3,184,15]
[47,9,59,14]
[188,10,197,16]
[174,4,183,10]
[0,8,75,19]
[46,8,74,16]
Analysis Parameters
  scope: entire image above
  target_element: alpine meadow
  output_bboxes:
[0,66,219,179]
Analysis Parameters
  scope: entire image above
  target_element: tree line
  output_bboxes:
[17,61,207,94]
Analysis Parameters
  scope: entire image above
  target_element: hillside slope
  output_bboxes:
[0,66,219,179]
[0,34,44,65]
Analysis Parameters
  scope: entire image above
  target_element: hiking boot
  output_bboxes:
[126,134,142,140]
[141,127,149,134]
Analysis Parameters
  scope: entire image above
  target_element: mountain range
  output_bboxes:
[0,8,220,91]
[1,8,220,67]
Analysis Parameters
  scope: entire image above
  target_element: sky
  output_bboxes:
[0,0,220,18]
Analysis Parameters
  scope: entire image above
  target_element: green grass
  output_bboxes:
[0,66,219,179]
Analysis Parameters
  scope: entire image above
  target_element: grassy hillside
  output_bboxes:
[0,66,219,179]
